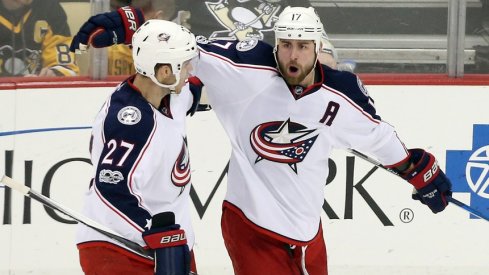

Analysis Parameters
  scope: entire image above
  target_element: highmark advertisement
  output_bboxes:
[0,85,488,275]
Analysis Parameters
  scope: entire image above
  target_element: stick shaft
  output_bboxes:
[1,175,153,260]
[446,196,489,222]
[347,149,489,222]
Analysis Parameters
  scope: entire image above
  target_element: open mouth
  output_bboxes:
[288,65,299,75]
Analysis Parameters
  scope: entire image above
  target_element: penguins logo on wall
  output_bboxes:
[205,0,283,41]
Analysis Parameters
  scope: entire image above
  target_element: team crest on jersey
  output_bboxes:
[171,139,191,190]
[99,169,124,184]
[236,38,259,51]
[196,35,210,44]
[356,76,369,97]
[250,119,319,173]
[118,106,141,125]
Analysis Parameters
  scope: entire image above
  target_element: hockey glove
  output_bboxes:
[400,149,452,213]
[187,77,212,116]
[187,77,203,116]
[70,6,144,53]
[142,212,190,275]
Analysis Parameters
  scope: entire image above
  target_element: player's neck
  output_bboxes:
[133,75,171,108]
[299,66,317,88]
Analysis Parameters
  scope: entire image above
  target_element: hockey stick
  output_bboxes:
[346,149,489,222]
[0,175,154,260]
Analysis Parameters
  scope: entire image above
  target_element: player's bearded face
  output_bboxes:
[276,39,316,86]
[278,59,314,86]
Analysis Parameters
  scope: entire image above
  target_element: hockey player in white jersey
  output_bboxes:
[76,17,200,275]
[71,6,452,275]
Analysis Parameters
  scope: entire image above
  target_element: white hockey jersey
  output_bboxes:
[194,38,409,245]
[76,76,196,252]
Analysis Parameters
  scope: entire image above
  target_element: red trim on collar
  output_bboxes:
[158,94,173,119]
[125,75,142,94]
[288,61,324,100]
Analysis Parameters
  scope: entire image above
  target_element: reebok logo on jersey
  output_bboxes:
[250,119,318,173]
[99,169,124,184]
[117,106,141,125]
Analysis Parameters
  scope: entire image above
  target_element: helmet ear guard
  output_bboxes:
[320,32,337,60]
[273,6,324,54]
[132,20,198,89]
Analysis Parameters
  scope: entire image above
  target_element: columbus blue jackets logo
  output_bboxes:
[158,33,171,42]
[250,119,318,173]
[118,106,141,125]
[171,139,191,188]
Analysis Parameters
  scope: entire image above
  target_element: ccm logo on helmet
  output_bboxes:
[160,233,186,244]
[121,6,138,31]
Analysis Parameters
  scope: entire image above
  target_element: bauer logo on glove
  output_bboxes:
[400,149,452,213]
[70,6,144,53]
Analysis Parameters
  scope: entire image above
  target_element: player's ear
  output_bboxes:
[154,64,172,78]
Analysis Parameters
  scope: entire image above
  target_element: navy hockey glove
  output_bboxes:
[142,212,190,275]
[187,76,203,116]
[70,6,144,53]
[400,149,452,213]
[187,77,212,116]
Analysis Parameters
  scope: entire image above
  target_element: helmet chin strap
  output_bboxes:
[149,72,181,93]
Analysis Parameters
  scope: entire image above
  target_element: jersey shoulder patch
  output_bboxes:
[117,106,142,125]
[322,65,380,119]
[236,38,259,52]
[104,83,156,140]
[198,39,276,68]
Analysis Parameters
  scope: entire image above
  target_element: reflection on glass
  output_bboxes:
[466,0,489,73]
[72,0,488,76]
[0,0,79,77]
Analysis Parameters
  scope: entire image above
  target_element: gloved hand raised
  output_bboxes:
[143,212,190,275]
[70,6,144,53]
[400,148,452,213]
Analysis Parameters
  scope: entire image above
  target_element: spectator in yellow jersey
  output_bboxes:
[0,0,78,76]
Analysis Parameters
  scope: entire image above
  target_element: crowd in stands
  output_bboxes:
[1,0,487,77]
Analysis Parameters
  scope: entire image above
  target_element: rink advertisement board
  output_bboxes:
[0,83,488,275]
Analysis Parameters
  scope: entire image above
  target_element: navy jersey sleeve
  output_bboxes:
[322,65,381,120]
[196,37,276,68]
[94,92,155,230]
